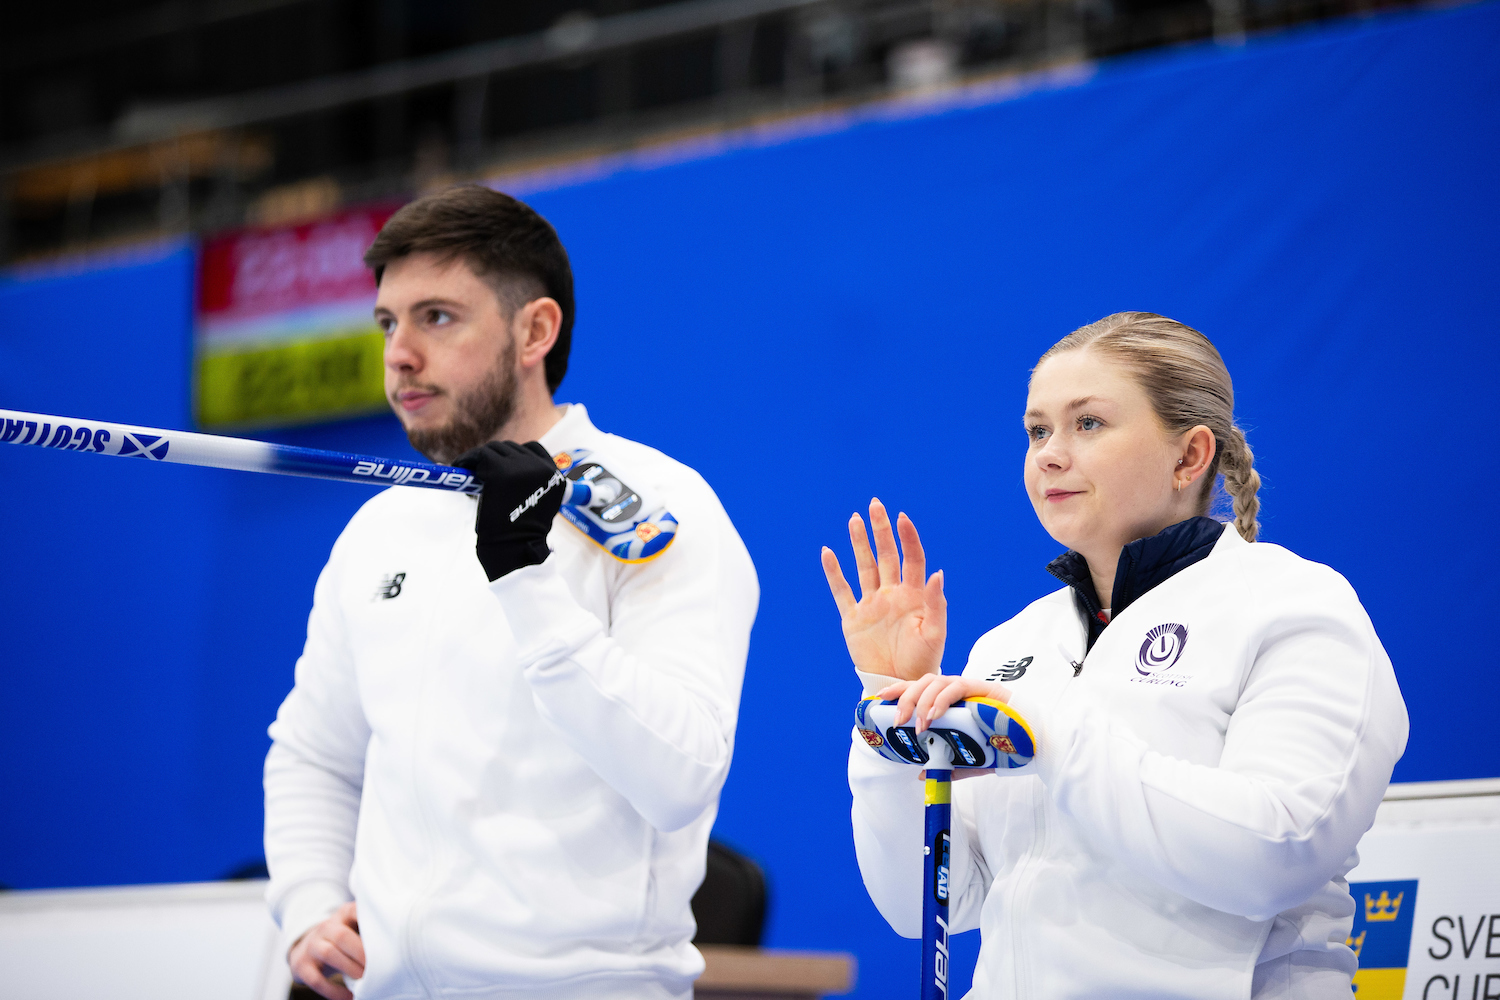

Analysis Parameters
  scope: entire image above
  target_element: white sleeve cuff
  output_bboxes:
[272,879,352,965]
[856,668,899,698]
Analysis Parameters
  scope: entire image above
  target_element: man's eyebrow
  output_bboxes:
[408,297,464,312]
[374,297,463,315]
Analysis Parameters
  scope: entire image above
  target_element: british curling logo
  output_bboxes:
[1137,623,1188,674]
[1131,623,1191,687]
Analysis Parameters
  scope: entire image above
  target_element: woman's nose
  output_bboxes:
[1035,437,1067,470]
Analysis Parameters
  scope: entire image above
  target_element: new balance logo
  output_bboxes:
[375,573,405,600]
[986,656,1032,683]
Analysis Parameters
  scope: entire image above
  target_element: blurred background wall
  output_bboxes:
[1,0,1442,264]
[2,1,1498,997]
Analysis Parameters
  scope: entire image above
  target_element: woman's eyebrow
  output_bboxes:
[1024,395,1097,420]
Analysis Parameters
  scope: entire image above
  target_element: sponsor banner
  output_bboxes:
[195,204,399,429]
[1348,781,1500,999]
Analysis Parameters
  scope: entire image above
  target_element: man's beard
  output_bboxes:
[399,339,519,465]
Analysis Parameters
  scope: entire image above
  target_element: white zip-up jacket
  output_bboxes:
[850,520,1407,999]
[265,404,758,1000]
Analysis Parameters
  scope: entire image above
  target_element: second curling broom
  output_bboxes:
[855,695,1037,999]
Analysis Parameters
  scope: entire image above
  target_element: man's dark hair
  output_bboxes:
[365,185,575,393]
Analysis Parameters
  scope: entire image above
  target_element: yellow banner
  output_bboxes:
[196,329,387,430]
[1350,967,1405,999]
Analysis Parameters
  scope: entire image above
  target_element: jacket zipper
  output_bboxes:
[1008,632,1087,997]
[1072,588,1108,668]
[402,552,459,1000]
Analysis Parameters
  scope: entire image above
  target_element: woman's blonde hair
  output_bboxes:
[1035,311,1261,542]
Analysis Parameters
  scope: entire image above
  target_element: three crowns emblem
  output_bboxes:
[1365,890,1403,922]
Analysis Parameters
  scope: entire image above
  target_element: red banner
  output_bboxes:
[194,203,402,429]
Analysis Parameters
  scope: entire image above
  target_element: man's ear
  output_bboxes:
[514,297,562,370]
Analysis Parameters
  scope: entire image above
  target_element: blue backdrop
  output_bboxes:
[2,3,1497,996]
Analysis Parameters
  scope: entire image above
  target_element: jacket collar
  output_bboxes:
[1047,516,1228,650]
[538,402,597,453]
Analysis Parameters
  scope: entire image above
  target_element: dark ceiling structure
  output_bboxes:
[2,0,1415,262]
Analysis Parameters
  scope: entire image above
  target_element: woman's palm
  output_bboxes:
[822,500,946,682]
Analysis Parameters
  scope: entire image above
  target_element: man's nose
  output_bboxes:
[384,321,422,371]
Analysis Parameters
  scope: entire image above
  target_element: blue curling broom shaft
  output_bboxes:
[923,736,955,1000]
[0,407,600,505]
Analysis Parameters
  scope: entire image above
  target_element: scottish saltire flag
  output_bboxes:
[1349,879,1419,998]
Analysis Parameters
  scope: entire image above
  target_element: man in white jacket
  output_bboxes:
[264,185,758,1000]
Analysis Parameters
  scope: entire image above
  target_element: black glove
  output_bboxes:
[454,440,566,581]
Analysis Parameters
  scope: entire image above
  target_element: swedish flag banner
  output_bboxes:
[1349,879,1419,998]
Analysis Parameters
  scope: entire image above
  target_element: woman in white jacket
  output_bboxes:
[821,312,1407,999]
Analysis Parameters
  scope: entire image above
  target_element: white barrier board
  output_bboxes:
[0,780,1491,999]
[1347,779,1500,999]
[0,880,291,1000]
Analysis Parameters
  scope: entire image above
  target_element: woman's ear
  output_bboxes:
[1176,425,1216,490]
[515,297,563,369]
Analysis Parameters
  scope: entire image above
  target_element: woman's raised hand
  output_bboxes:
[821,499,946,681]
